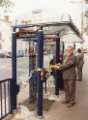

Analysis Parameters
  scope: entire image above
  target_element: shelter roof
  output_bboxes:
[13,20,83,43]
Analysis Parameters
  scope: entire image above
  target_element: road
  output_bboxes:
[0,57,29,83]
[0,54,53,83]
[0,57,30,119]
[3,53,88,120]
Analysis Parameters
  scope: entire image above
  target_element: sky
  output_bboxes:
[12,0,82,16]
[9,0,84,30]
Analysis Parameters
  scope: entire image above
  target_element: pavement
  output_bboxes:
[2,54,88,120]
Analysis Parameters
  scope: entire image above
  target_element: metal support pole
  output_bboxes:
[29,40,31,76]
[11,27,17,111]
[74,43,76,49]
[29,40,36,75]
[29,40,31,103]
[62,41,64,55]
[29,40,36,103]
[36,30,44,117]
[55,34,60,95]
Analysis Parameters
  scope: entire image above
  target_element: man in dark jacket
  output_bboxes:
[76,48,84,81]
[29,70,37,103]
[49,55,64,91]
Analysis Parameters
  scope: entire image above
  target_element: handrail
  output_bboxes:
[0,78,12,83]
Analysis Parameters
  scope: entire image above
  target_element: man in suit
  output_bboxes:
[56,46,76,107]
[76,48,84,81]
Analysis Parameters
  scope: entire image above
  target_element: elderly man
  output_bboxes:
[56,46,77,107]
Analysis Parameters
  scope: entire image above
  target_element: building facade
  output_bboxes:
[0,16,12,54]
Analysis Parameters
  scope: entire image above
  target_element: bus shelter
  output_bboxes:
[11,20,83,117]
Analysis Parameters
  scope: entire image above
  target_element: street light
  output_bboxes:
[69,0,84,35]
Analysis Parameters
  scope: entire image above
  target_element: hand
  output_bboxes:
[55,65,60,70]
[49,63,61,70]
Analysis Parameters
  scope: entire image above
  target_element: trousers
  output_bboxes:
[64,79,76,103]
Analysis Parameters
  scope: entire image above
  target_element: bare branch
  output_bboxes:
[0,0,13,8]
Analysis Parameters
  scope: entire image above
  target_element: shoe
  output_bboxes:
[67,102,75,108]
[62,100,70,104]
[77,79,82,82]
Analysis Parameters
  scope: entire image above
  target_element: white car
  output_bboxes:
[0,51,5,58]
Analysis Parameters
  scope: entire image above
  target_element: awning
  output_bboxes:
[14,20,83,43]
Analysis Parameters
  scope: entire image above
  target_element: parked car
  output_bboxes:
[82,49,88,53]
[4,52,12,58]
[5,51,25,58]
[0,53,5,58]
[0,51,5,58]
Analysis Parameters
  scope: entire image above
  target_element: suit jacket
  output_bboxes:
[61,54,76,80]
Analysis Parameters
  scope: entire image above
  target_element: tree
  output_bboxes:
[84,0,88,34]
[85,10,88,17]
[85,0,88,3]
[0,0,13,8]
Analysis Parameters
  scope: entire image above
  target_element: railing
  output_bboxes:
[0,79,12,119]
